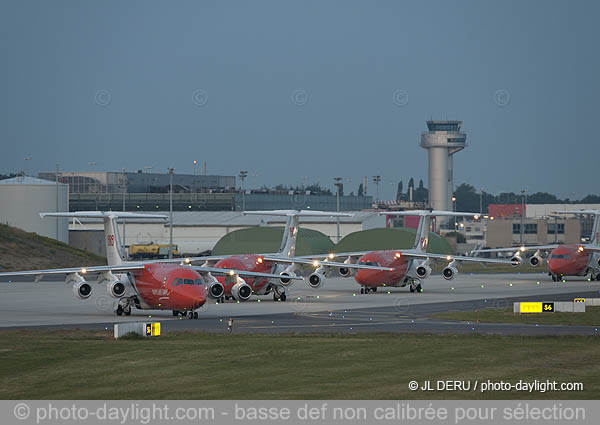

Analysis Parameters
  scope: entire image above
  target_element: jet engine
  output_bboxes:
[66,273,92,299]
[308,266,329,289]
[279,264,301,286]
[203,274,225,299]
[338,258,355,278]
[442,260,459,281]
[231,278,252,301]
[510,254,522,267]
[415,264,432,279]
[529,254,543,267]
[107,280,127,298]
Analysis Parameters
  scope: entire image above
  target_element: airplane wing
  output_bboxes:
[398,251,517,265]
[0,264,146,279]
[187,266,305,281]
[299,251,515,265]
[261,256,394,271]
[472,245,559,254]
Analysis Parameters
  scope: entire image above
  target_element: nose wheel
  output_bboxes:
[115,298,133,316]
[409,281,422,293]
[187,311,199,319]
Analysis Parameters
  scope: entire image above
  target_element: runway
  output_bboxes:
[1,272,599,335]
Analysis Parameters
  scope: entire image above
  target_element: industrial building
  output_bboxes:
[38,170,235,193]
[68,211,386,256]
[420,120,467,212]
[0,176,69,242]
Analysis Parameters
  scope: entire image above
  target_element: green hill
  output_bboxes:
[212,226,334,256]
[0,224,106,272]
[334,227,452,254]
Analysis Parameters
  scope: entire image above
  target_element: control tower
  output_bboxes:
[420,120,467,211]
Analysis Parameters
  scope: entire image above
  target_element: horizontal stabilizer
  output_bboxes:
[243,210,353,218]
[40,211,168,220]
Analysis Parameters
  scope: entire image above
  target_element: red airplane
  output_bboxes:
[0,212,302,318]
[178,210,393,302]
[315,211,515,293]
[473,210,600,282]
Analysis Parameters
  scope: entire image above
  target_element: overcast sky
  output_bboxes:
[1,0,598,200]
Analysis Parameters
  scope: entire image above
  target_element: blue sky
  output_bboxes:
[1,0,597,199]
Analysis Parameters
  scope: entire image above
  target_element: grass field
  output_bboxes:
[0,330,599,399]
[431,306,600,326]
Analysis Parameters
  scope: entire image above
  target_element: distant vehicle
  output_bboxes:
[129,243,179,259]
[473,210,600,282]
[0,212,302,318]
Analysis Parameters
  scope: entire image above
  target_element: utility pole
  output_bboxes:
[334,177,343,242]
[239,170,248,211]
[193,160,197,176]
[168,168,175,258]
[372,175,381,205]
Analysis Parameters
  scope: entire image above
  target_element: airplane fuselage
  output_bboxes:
[213,255,272,296]
[354,251,409,287]
[546,244,595,277]
[131,263,207,310]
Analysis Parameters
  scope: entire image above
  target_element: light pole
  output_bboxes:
[520,190,527,245]
[55,162,60,239]
[452,196,457,229]
[193,160,197,176]
[334,177,343,242]
[479,188,484,215]
[121,168,126,252]
[372,176,381,205]
[239,170,248,211]
[168,167,175,258]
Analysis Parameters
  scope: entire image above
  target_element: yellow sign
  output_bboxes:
[574,298,585,303]
[145,322,161,337]
[520,302,542,313]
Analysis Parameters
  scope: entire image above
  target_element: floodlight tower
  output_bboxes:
[420,120,467,211]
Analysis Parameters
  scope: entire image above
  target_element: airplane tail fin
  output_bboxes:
[380,210,481,252]
[555,210,600,246]
[243,210,353,257]
[40,212,168,265]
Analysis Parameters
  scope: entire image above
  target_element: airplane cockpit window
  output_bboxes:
[550,254,570,259]
[173,278,183,286]
[358,261,380,266]
[184,279,194,285]
[194,279,203,285]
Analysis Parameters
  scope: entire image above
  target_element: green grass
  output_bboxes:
[0,331,599,399]
[431,306,600,326]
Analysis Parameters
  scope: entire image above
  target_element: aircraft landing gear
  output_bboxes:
[187,311,199,320]
[409,281,422,293]
[116,297,134,316]
[273,286,287,301]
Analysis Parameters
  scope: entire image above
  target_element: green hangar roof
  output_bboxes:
[334,228,452,255]
[212,227,334,256]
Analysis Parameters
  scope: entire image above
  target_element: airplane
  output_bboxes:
[304,210,517,293]
[0,212,303,318]
[173,210,394,302]
[472,210,600,282]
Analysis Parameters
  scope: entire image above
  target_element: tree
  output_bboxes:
[358,183,364,197]
[581,194,600,203]
[454,183,479,213]
[408,178,415,191]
